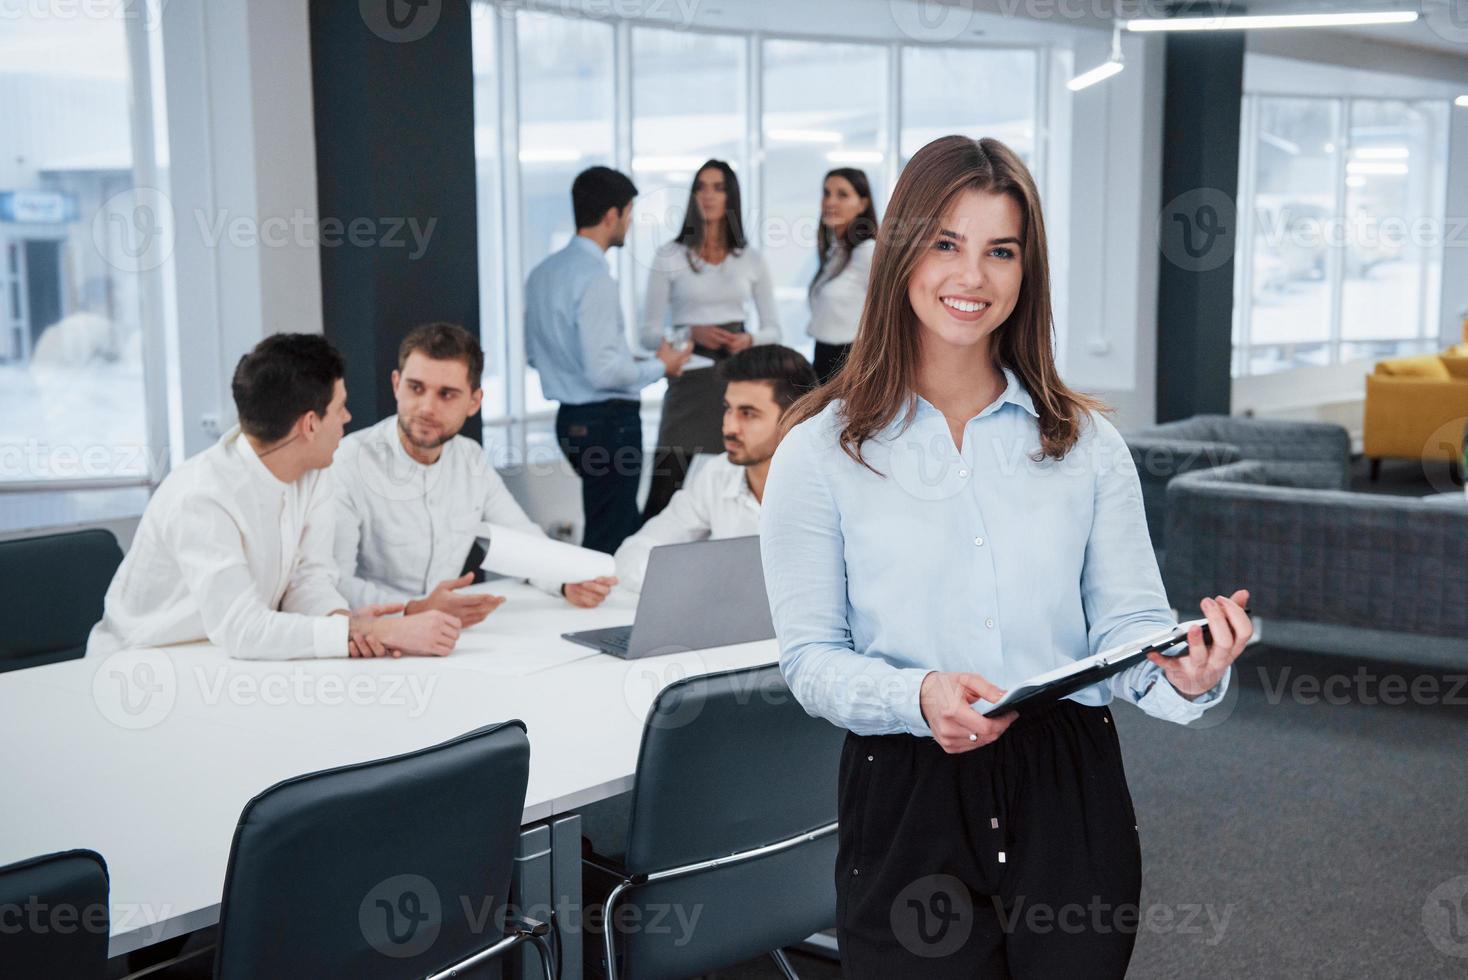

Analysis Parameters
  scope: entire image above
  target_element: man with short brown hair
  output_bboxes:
[334,323,615,621]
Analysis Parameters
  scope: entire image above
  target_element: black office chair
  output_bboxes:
[584,664,845,980]
[0,848,110,980]
[213,720,553,980]
[0,528,122,673]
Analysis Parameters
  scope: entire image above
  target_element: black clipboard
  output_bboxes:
[980,611,1250,718]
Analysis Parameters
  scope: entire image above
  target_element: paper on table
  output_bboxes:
[478,523,615,584]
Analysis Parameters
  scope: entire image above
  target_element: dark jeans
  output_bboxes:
[556,400,643,555]
[813,341,853,385]
[836,701,1142,978]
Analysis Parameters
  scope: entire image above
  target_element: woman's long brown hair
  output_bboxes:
[783,135,1105,470]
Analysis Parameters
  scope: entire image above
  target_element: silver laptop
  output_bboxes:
[562,536,775,659]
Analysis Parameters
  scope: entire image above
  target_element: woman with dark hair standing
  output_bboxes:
[640,160,779,519]
[760,136,1253,978]
[807,168,879,384]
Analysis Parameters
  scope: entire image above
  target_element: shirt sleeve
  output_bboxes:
[761,422,932,737]
[480,467,563,598]
[639,250,674,351]
[614,476,714,593]
[1078,413,1229,724]
[748,249,782,345]
[281,469,351,617]
[579,273,665,392]
[330,470,413,609]
[171,492,348,660]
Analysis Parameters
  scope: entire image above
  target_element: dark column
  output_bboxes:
[309,0,482,440]
[1154,32,1245,423]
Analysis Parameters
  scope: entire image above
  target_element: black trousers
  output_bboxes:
[556,399,643,555]
[836,701,1143,979]
[813,341,853,385]
[641,446,694,521]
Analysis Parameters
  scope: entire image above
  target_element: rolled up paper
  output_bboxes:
[478,523,615,584]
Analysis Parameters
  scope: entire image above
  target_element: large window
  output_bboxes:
[629,28,747,324]
[1233,94,1450,376]
[900,47,1039,171]
[761,39,889,341]
[466,2,1048,457]
[516,11,616,414]
[0,12,161,483]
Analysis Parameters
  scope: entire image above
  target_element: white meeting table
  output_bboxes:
[0,580,780,963]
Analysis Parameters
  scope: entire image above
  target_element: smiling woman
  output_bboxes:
[761,135,1253,978]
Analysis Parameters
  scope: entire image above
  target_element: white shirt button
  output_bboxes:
[985,618,995,629]
[958,468,969,478]
[973,536,985,547]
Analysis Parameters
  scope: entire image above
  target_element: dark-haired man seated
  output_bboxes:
[87,334,460,661]
[613,344,817,592]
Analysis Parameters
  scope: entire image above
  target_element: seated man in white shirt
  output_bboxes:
[88,334,461,661]
[333,322,615,622]
[615,344,817,592]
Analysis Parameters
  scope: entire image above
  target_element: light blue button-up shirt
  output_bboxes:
[759,367,1228,737]
[524,236,665,404]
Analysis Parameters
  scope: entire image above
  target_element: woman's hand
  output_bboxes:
[1146,589,1252,699]
[722,332,754,353]
[690,325,740,350]
[919,671,1016,753]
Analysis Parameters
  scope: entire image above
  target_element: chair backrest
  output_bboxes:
[0,529,122,672]
[213,720,530,980]
[614,664,844,979]
[0,849,110,980]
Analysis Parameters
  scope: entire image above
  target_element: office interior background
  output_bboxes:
[2,0,1468,977]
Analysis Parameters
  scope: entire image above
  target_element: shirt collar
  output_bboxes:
[912,366,1040,424]
[227,424,292,490]
[569,234,606,261]
[717,457,760,506]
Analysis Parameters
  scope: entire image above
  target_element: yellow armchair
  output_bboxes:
[1362,339,1468,478]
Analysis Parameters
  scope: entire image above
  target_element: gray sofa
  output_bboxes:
[1163,460,1468,639]
[1125,415,1352,556]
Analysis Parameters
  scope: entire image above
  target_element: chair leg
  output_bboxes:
[770,947,802,980]
[1368,457,1380,481]
[529,932,557,980]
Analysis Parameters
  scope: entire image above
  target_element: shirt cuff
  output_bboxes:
[1137,668,1230,725]
[531,576,564,598]
[891,668,935,738]
[313,614,351,659]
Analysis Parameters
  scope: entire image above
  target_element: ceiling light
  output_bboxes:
[1124,10,1418,31]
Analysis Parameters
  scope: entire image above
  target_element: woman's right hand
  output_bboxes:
[919,671,1016,753]
[690,324,740,350]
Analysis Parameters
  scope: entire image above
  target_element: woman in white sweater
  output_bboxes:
[806,167,879,384]
[639,159,779,518]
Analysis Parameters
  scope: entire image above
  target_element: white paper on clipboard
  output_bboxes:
[477,523,615,584]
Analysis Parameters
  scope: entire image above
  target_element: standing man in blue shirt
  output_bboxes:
[525,167,690,554]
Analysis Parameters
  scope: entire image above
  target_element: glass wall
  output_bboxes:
[0,12,156,482]
[761,39,889,339]
[1233,93,1450,376]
